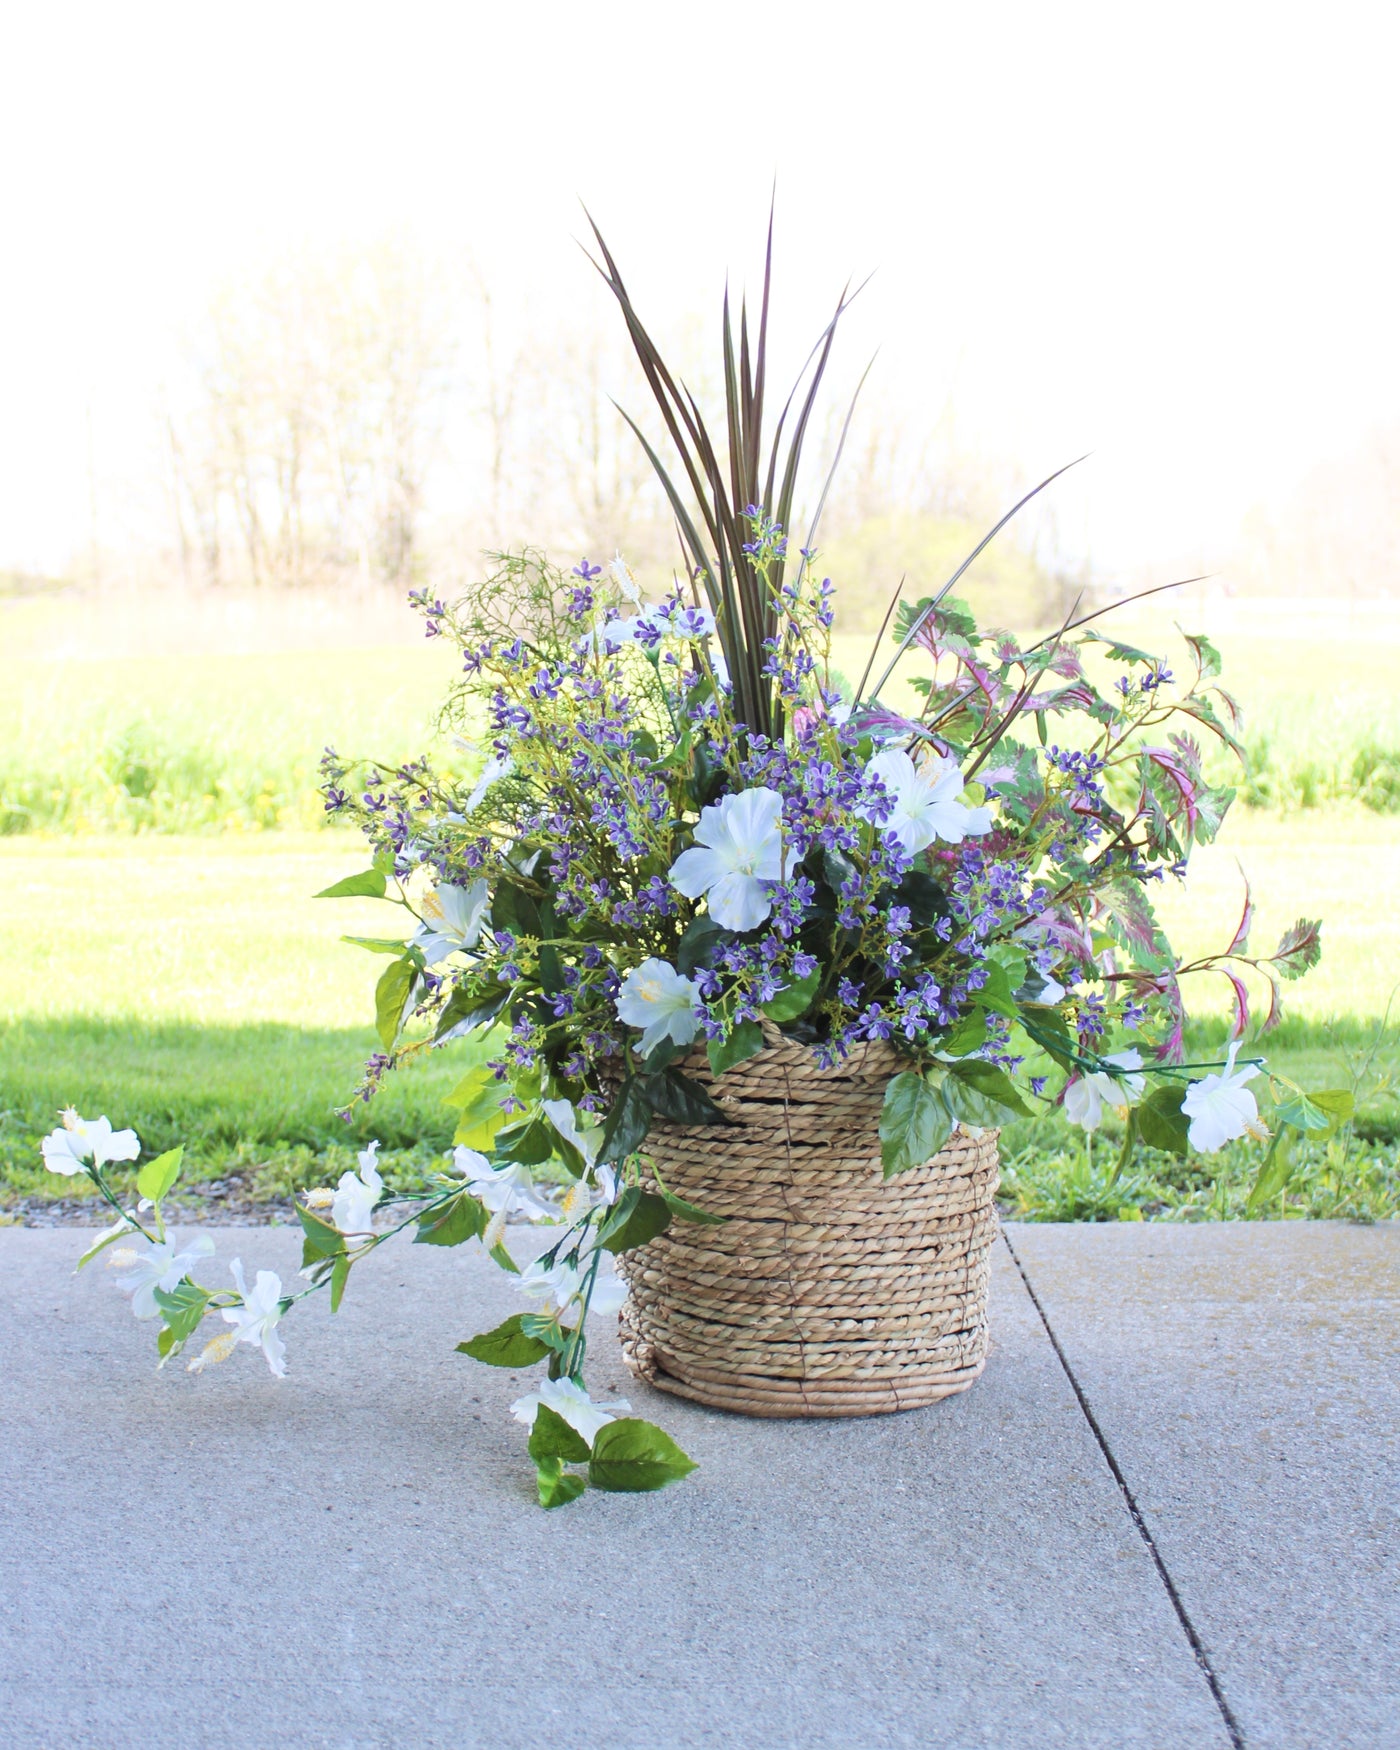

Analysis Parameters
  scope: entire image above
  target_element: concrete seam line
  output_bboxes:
[1000,1228,1247,1750]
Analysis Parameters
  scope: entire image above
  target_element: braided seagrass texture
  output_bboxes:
[617,1026,1000,1418]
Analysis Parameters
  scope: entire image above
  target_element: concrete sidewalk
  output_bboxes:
[0,1222,1393,1749]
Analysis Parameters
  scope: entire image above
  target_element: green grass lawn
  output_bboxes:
[2,819,1396,1220]
[4,591,1396,1219]
[0,834,470,1210]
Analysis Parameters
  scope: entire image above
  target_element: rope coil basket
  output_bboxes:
[616,1025,1000,1418]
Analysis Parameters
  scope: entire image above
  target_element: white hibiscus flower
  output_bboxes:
[41,1111,141,1176]
[1182,1043,1264,1152]
[1062,1051,1146,1133]
[330,1141,384,1237]
[614,958,702,1056]
[515,1255,629,1327]
[863,748,993,853]
[222,1260,287,1378]
[510,1376,631,1446]
[112,1231,216,1320]
[412,880,491,966]
[668,787,784,932]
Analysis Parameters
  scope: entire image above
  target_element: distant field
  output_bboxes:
[0,643,464,834]
[2,588,1398,832]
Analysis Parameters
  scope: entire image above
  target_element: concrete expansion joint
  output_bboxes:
[999,1227,1248,1750]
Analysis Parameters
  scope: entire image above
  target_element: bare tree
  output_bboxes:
[167,245,452,588]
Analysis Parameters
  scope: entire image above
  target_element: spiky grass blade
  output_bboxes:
[863,455,1090,705]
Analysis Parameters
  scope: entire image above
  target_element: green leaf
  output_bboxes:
[489,880,541,940]
[315,869,387,899]
[297,1203,345,1264]
[660,1188,726,1225]
[488,1240,520,1274]
[589,1417,698,1493]
[374,955,416,1052]
[643,1068,729,1127]
[519,1312,570,1353]
[440,1058,510,1115]
[340,935,411,956]
[494,1116,554,1165]
[528,1403,591,1464]
[676,914,726,976]
[413,1191,488,1248]
[1021,1005,1076,1071]
[600,1189,672,1255]
[534,1456,588,1509]
[1137,1082,1191,1156]
[1272,1084,1352,1134]
[970,960,1020,1020]
[456,1313,552,1368]
[943,1059,1033,1118]
[1110,1107,1138,1188]
[152,1279,211,1358]
[136,1145,183,1206]
[444,1062,511,1149]
[1306,1088,1355,1126]
[598,1079,651,1165]
[985,943,1029,991]
[433,986,508,1042]
[879,1072,953,1179]
[707,1020,764,1077]
[1246,1129,1295,1214]
[761,966,820,1024]
[329,1252,351,1313]
[597,1184,639,1237]
[1181,629,1223,679]
[939,1074,1012,1131]
[939,1010,988,1056]
[893,868,948,929]
[640,1036,687,1074]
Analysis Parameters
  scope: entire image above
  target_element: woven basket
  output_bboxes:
[616,1025,1000,1418]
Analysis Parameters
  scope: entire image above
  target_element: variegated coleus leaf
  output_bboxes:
[1026,681,1112,723]
[1180,689,1247,762]
[983,742,1045,826]
[1139,745,1234,847]
[1267,918,1323,981]
[1093,879,1176,975]
[1221,966,1250,1040]
[1147,968,1188,1065]
[1081,630,1164,667]
[1179,628,1223,681]
[1226,864,1254,955]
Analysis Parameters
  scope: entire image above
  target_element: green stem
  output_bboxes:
[89,1169,158,1245]
[561,1244,604,1382]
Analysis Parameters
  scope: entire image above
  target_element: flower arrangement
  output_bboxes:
[46,224,1350,1506]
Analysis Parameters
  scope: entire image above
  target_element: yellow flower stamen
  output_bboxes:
[188,1331,238,1373]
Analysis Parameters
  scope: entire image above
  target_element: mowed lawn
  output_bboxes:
[1,809,1396,1211]
[0,833,469,1203]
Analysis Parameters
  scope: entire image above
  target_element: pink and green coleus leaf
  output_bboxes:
[1267,918,1323,981]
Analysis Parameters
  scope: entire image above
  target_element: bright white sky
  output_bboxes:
[3,1,1398,582]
